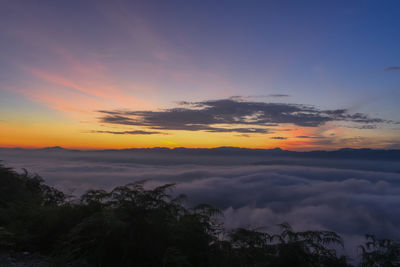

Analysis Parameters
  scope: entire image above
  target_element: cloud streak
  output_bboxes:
[384,66,400,71]
[268,94,290,97]
[270,136,288,140]
[98,99,388,134]
[90,130,165,135]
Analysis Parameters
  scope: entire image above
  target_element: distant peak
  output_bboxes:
[41,146,65,151]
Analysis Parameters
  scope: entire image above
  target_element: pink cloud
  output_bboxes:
[16,84,107,116]
[23,66,148,110]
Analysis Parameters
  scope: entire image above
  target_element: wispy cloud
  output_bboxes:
[24,66,145,109]
[268,94,290,97]
[229,94,290,101]
[384,66,400,71]
[270,136,287,140]
[90,130,165,135]
[296,135,324,139]
[354,125,377,129]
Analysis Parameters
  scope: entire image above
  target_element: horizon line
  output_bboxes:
[0,145,398,152]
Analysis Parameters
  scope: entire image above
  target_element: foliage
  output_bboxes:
[359,235,400,267]
[0,163,398,266]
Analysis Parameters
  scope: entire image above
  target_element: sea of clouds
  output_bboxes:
[1,147,400,261]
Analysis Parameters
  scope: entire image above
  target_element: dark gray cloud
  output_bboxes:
[228,94,290,101]
[98,99,387,133]
[296,135,323,139]
[207,127,269,133]
[384,66,400,71]
[91,130,165,135]
[354,125,377,130]
[268,94,290,97]
[270,136,288,140]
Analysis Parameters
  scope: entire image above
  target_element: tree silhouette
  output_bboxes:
[359,235,400,267]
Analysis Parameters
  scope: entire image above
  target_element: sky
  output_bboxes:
[1,0,400,150]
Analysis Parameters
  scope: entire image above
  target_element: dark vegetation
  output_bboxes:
[0,163,399,266]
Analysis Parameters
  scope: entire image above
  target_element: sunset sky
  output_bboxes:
[1,0,399,150]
